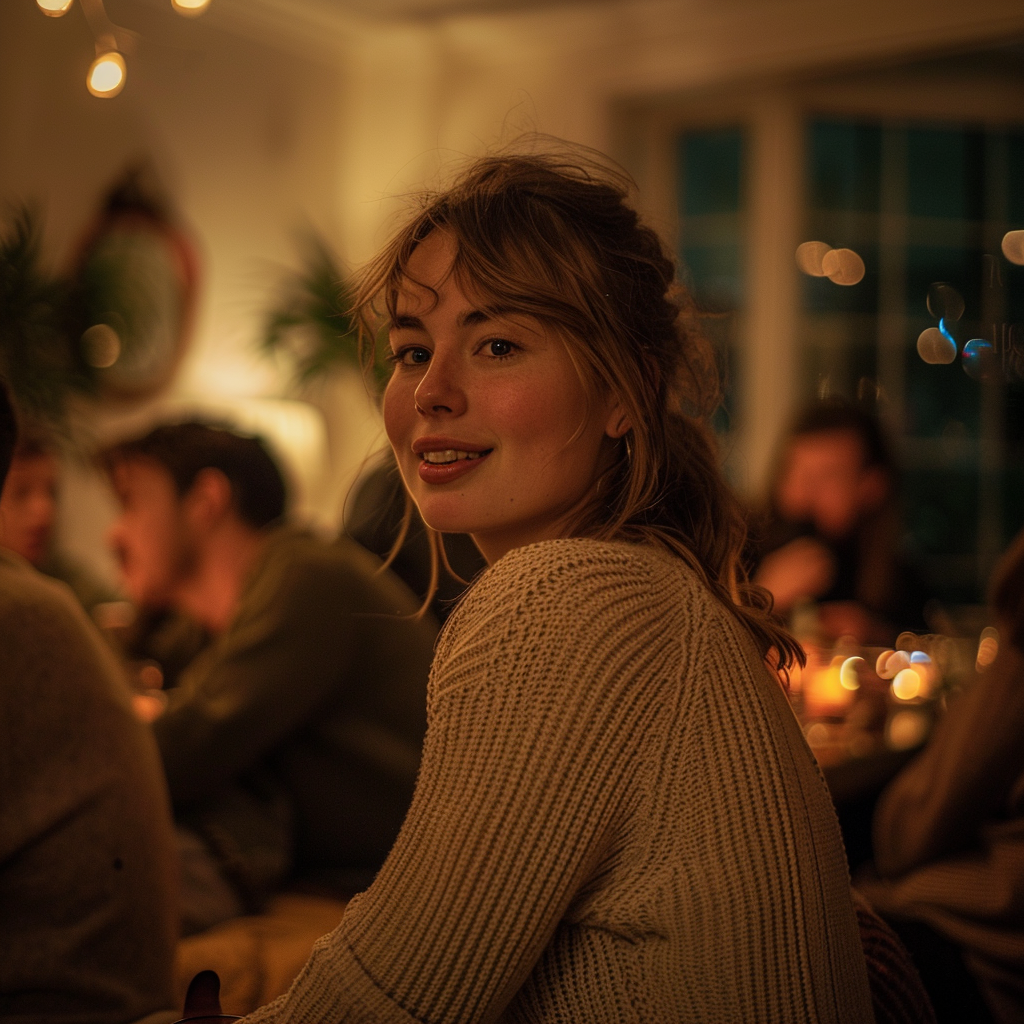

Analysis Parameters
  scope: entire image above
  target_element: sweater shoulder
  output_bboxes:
[461,537,704,624]
[434,539,710,681]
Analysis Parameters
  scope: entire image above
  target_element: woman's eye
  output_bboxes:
[397,347,430,366]
[486,339,516,357]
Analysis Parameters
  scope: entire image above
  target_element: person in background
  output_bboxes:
[100,421,437,935]
[0,380,178,1024]
[0,428,119,615]
[859,528,1024,1024]
[750,399,927,644]
[240,149,874,1023]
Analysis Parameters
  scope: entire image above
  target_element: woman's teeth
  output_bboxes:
[422,449,486,464]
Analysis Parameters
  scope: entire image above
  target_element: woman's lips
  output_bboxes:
[417,448,492,484]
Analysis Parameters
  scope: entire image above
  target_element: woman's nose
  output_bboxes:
[414,353,467,417]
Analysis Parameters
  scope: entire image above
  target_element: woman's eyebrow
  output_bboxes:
[391,314,424,330]
[459,306,526,327]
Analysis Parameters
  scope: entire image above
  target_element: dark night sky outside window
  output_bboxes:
[675,128,745,455]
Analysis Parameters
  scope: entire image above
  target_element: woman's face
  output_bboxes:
[384,230,626,564]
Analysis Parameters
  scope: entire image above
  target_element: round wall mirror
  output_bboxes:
[75,166,198,400]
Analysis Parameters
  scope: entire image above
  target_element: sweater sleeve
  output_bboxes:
[154,552,355,806]
[874,623,1024,877]
[244,550,654,1024]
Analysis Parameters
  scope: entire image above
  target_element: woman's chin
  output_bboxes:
[414,503,479,537]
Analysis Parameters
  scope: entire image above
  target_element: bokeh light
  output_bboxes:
[962,338,996,382]
[977,627,999,669]
[876,649,910,680]
[821,247,865,286]
[87,52,126,98]
[82,324,121,368]
[839,656,863,691]
[36,0,74,15]
[1002,230,1024,267]
[892,668,922,701]
[171,0,212,14]
[926,282,965,321]
[917,326,957,364]
[796,241,832,277]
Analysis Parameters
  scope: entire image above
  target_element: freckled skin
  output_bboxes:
[384,231,626,565]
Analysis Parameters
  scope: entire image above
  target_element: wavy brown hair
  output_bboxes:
[354,143,803,676]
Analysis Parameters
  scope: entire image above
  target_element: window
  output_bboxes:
[803,120,1024,601]
[622,48,1024,605]
[675,128,746,445]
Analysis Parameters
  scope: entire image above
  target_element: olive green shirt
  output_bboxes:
[153,528,437,895]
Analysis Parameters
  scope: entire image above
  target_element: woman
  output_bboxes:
[245,148,873,1023]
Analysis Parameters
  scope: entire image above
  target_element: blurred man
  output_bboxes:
[101,421,437,933]
[0,382,178,1023]
[0,431,119,614]
[750,399,927,644]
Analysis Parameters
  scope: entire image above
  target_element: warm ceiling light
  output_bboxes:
[87,51,126,98]
[171,0,212,15]
[36,0,74,15]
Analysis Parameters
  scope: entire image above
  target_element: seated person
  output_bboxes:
[240,148,874,1023]
[859,529,1024,1024]
[0,427,119,615]
[749,399,927,644]
[0,381,178,1023]
[100,421,438,934]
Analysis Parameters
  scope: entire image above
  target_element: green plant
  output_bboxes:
[0,206,96,426]
[261,230,386,390]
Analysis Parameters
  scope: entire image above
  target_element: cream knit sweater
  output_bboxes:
[245,539,873,1023]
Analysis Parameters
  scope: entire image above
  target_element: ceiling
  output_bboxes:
[305,0,607,21]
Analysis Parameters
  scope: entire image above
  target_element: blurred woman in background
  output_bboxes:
[243,145,874,1024]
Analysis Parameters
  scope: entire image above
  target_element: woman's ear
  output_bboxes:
[604,398,631,440]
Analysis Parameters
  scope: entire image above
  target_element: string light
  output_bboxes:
[39,0,210,101]
[36,0,74,15]
[87,50,126,98]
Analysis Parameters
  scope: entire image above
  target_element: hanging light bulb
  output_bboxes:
[36,0,74,15]
[171,0,212,15]
[87,51,126,98]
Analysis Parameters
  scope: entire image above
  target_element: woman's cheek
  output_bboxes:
[383,376,412,448]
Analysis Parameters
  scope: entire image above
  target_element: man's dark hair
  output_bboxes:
[101,421,287,529]
[0,380,18,490]
[790,398,894,473]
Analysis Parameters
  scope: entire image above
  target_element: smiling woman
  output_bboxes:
[241,144,875,1024]
[383,230,628,564]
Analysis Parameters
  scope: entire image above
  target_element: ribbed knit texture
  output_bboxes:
[245,538,873,1024]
